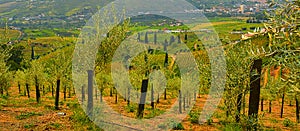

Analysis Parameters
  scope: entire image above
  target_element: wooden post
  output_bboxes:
[18,83,21,94]
[261,99,264,111]
[137,79,148,118]
[26,83,30,98]
[269,101,272,113]
[35,76,40,103]
[55,79,60,110]
[110,87,113,97]
[236,93,242,122]
[42,85,45,95]
[63,86,66,101]
[24,84,27,96]
[183,95,186,111]
[115,88,118,104]
[124,88,126,102]
[248,59,262,117]
[95,87,98,100]
[51,83,54,97]
[280,90,285,118]
[157,93,160,103]
[151,84,154,109]
[68,86,71,98]
[127,87,130,105]
[296,96,299,123]
[248,59,262,130]
[81,85,85,102]
[179,90,182,114]
[87,70,94,117]
[100,90,103,103]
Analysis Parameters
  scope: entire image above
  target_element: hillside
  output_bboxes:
[0,0,264,18]
[0,0,113,17]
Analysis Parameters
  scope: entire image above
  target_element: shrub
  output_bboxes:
[16,112,42,120]
[188,110,200,123]
[24,123,35,129]
[221,123,242,131]
[283,118,294,127]
[125,105,135,113]
[172,123,184,130]
[207,118,213,125]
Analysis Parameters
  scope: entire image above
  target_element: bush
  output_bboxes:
[207,118,213,125]
[221,123,242,131]
[240,115,263,130]
[172,123,184,130]
[283,118,294,127]
[125,105,135,113]
[188,110,200,123]
[16,112,42,120]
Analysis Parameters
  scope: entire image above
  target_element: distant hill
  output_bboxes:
[0,0,113,18]
[0,0,264,18]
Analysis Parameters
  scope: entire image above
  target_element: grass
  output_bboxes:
[69,102,103,130]
[24,123,35,129]
[49,123,62,129]
[15,112,43,120]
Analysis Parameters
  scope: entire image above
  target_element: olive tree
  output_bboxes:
[263,0,300,122]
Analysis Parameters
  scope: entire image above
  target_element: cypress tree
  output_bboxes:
[144,32,148,43]
[177,35,181,43]
[137,33,140,42]
[154,32,157,44]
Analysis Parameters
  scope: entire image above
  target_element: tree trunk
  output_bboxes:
[100,90,103,103]
[183,95,186,111]
[236,93,242,122]
[63,86,66,101]
[51,84,54,97]
[0,86,3,95]
[95,87,98,100]
[124,88,126,101]
[188,94,191,107]
[248,59,262,117]
[151,85,154,109]
[68,86,71,98]
[243,93,246,115]
[225,99,229,118]
[269,101,272,113]
[55,79,60,110]
[164,88,167,100]
[157,93,160,104]
[26,83,30,98]
[137,79,148,118]
[296,96,299,123]
[261,99,264,111]
[289,101,292,106]
[280,92,285,118]
[115,89,118,104]
[87,70,93,117]
[42,85,45,95]
[35,77,40,103]
[110,87,113,97]
[81,85,85,102]
[127,87,130,105]
[18,83,21,94]
[24,85,27,96]
[179,90,182,114]
[164,53,168,68]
